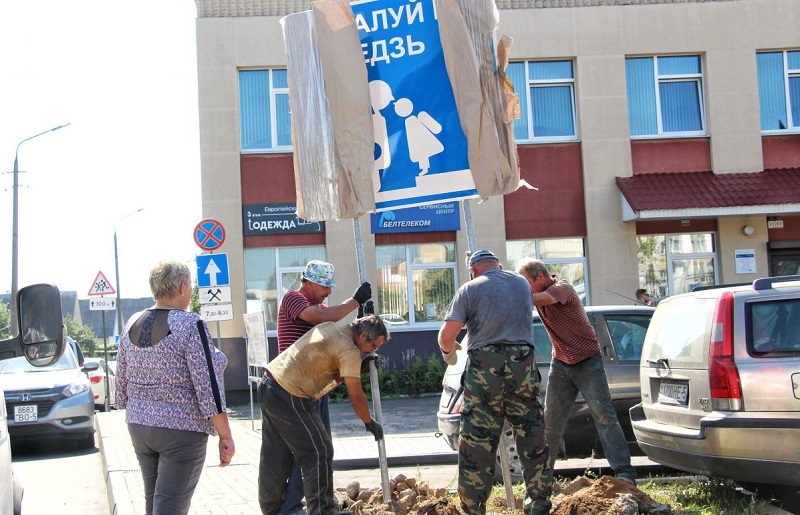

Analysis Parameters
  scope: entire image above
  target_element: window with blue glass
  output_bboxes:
[239,69,292,151]
[507,60,577,141]
[626,55,705,137]
[757,50,800,132]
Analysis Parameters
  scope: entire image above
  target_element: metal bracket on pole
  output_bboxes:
[499,423,516,505]
[461,199,516,502]
[353,217,391,501]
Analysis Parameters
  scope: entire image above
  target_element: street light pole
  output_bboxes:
[114,208,143,336]
[10,123,71,335]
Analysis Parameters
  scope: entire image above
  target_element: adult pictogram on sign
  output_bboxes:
[88,271,116,296]
[194,218,226,251]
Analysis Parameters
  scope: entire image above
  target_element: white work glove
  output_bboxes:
[440,342,461,366]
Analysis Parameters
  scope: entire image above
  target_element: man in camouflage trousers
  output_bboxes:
[438,250,552,514]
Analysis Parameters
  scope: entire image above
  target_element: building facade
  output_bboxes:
[195,0,800,390]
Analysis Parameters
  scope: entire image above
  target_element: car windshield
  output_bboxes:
[0,347,78,374]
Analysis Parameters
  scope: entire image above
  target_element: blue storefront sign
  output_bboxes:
[243,203,325,235]
[370,202,460,234]
[352,0,478,211]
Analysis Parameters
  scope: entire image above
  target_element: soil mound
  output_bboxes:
[337,474,673,514]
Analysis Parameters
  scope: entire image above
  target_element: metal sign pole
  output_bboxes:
[461,199,516,503]
[353,217,391,502]
[101,310,111,412]
[462,198,478,253]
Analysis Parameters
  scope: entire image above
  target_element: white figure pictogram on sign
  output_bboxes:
[394,97,443,177]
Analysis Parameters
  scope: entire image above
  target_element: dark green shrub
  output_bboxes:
[331,353,445,402]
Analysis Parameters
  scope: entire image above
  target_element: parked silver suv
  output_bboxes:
[631,275,800,488]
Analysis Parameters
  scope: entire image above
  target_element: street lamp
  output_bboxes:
[10,123,71,335]
[114,208,144,336]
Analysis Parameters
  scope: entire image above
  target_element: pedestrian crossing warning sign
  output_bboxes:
[88,271,116,296]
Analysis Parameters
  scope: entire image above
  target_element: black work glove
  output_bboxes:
[360,354,378,374]
[365,418,384,441]
[352,282,372,305]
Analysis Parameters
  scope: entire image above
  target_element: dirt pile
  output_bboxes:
[551,476,672,514]
[337,474,673,514]
[337,473,460,515]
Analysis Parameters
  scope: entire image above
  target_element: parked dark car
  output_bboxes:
[631,275,800,489]
[437,305,654,482]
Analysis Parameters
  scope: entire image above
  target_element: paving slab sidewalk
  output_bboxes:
[97,396,456,514]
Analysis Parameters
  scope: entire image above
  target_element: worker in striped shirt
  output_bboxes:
[517,258,637,487]
[272,260,371,515]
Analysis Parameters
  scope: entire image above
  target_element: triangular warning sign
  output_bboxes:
[88,271,116,296]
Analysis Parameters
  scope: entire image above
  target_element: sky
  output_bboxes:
[0,1,202,300]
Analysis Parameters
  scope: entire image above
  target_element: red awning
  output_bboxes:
[615,168,800,220]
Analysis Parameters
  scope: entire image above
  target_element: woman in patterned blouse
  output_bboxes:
[116,260,235,515]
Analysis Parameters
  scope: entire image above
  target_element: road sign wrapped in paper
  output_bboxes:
[282,0,521,221]
[281,2,376,222]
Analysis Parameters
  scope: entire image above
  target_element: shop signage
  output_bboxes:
[243,203,325,235]
[370,202,460,234]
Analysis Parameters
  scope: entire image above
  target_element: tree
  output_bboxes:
[190,283,201,314]
[64,317,99,356]
[0,302,10,340]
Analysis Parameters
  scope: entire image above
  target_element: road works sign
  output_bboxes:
[199,286,232,305]
[88,271,116,296]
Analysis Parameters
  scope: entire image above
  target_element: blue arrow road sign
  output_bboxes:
[196,253,230,287]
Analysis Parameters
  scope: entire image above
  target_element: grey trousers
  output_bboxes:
[258,377,337,515]
[128,423,209,515]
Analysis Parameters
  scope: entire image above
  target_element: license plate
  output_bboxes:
[658,381,688,405]
[14,405,38,423]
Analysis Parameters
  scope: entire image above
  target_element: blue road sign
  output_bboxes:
[194,219,226,251]
[196,253,230,287]
[353,0,479,211]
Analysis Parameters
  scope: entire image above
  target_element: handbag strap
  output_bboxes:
[197,320,223,414]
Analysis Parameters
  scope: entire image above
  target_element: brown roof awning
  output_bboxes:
[615,168,800,221]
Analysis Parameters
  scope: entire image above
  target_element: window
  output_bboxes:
[244,246,326,330]
[507,60,577,142]
[757,50,800,132]
[605,315,652,362]
[506,238,588,304]
[748,298,800,356]
[532,319,553,363]
[239,69,292,151]
[376,243,457,325]
[626,55,705,137]
[637,233,717,298]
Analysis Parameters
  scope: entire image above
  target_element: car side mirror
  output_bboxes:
[18,284,65,367]
[82,362,100,373]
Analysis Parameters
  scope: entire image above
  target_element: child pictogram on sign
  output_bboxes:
[88,271,116,296]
